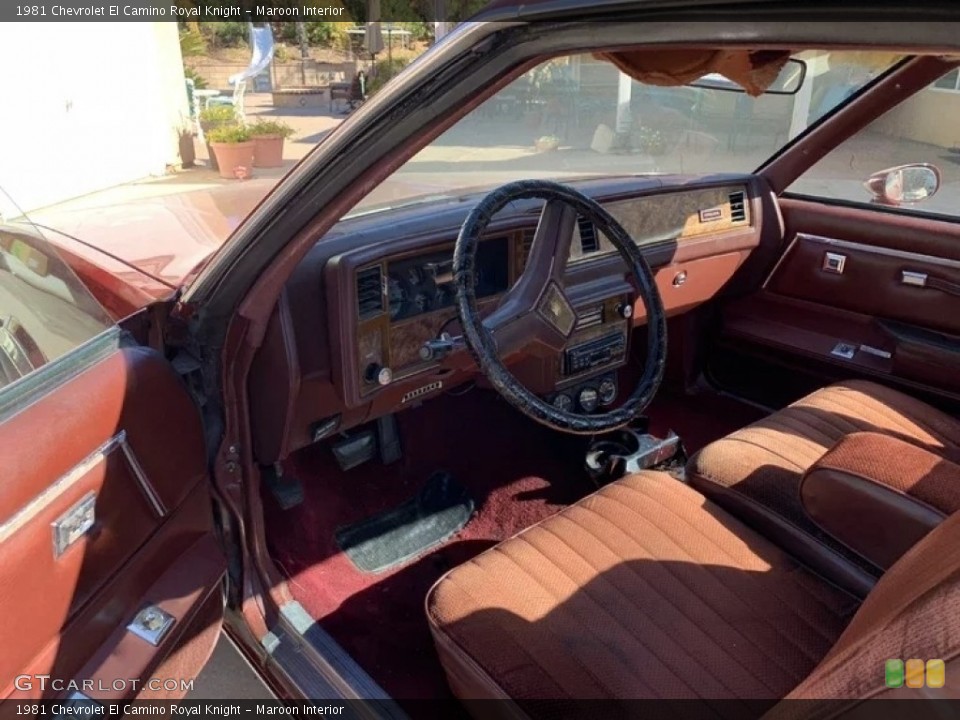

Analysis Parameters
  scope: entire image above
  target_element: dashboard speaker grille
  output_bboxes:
[356,265,384,319]
[729,191,747,223]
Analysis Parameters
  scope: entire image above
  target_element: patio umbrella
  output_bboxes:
[366,0,384,56]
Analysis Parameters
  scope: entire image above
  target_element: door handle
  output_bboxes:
[52,492,96,558]
[901,271,928,287]
[902,271,960,297]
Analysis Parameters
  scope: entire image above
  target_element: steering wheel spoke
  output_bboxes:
[484,282,574,358]
[453,179,667,434]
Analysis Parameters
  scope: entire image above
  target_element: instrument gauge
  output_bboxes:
[406,267,423,286]
[552,393,574,412]
[414,292,431,313]
[578,387,599,413]
[598,378,618,406]
[388,275,408,319]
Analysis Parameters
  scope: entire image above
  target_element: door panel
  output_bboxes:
[714,198,960,405]
[767,233,960,336]
[0,345,225,699]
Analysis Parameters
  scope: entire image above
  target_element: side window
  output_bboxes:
[788,68,960,219]
[0,204,113,390]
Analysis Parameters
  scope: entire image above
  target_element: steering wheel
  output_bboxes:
[453,179,667,435]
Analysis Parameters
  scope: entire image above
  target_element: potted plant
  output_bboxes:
[247,119,294,168]
[207,124,255,180]
[535,134,561,152]
[198,105,237,171]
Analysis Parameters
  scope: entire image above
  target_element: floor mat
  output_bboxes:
[262,385,765,702]
[335,472,474,574]
[263,388,591,701]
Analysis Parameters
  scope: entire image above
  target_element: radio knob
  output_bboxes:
[616,302,633,319]
[365,363,392,386]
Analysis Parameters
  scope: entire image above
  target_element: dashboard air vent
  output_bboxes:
[574,304,604,331]
[729,191,747,223]
[356,265,384,319]
[521,227,535,255]
[578,216,599,254]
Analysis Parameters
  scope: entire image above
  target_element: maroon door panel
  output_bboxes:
[0,346,225,700]
[717,198,960,402]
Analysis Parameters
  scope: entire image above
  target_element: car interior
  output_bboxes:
[234,47,960,709]
[4,27,960,714]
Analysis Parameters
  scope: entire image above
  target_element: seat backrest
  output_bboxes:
[769,509,960,712]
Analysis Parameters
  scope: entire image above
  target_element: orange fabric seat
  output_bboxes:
[427,470,960,711]
[687,380,960,595]
[427,473,858,703]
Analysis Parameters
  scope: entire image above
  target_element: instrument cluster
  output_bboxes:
[386,237,510,323]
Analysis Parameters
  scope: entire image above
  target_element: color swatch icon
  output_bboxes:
[885,658,945,688]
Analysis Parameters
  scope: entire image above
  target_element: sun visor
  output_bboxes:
[594,48,792,96]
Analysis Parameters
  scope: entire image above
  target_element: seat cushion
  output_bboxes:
[426,472,859,705]
[687,380,960,595]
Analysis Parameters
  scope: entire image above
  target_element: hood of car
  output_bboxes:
[28,180,274,298]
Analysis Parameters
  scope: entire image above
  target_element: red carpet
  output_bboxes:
[262,384,766,700]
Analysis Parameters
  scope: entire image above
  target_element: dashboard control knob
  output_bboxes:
[578,387,599,413]
[598,377,618,406]
[616,302,633,319]
[420,333,464,362]
[365,363,392,386]
[552,393,574,413]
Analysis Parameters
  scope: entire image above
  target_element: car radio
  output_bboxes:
[564,332,626,376]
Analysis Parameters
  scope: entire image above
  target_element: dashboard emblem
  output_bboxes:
[538,283,576,337]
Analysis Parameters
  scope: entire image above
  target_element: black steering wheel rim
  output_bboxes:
[453,179,667,435]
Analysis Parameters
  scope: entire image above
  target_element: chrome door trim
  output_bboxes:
[0,432,123,546]
[795,233,960,270]
[0,429,167,547]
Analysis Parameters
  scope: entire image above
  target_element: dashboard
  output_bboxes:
[248,175,769,465]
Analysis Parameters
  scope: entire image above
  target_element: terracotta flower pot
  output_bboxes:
[210,141,255,180]
[252,135,285,168]
[200,119,226,171]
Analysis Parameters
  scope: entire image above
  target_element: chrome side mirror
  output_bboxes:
[864,164,941,206]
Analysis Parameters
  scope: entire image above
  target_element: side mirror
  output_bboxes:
[864,164,941,206]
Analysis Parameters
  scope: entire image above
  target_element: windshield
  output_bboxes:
[352,50,904,215]
[0,22,905,306]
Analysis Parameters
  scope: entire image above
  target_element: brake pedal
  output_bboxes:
[264,462,304,510]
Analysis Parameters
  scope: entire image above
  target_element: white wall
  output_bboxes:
[0,22,188,216]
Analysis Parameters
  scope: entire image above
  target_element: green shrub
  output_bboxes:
[206,22,248,48]
[179,27,206,57]
[366,57,410,96]
[275,20,350,48]
[199,105,237,126]
[248,119,295,138]
[207,124,251,144]
[183,66,207,90]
